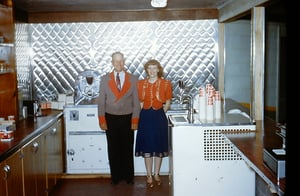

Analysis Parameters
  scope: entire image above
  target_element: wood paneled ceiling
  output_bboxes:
[14,0,231,12]
[14,0,285,23]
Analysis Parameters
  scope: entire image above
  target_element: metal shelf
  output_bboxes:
[0,43,14,47]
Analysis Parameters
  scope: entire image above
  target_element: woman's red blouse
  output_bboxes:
[137,78,172,110]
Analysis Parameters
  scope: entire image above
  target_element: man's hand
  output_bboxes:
[100,123,107,131]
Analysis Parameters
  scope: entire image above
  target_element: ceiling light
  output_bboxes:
[151,0,167,8]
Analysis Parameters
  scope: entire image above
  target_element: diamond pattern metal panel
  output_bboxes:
[15,23,31,100]
[16,20,218,101]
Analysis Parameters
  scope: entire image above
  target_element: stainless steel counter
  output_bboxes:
[168,98,255,130]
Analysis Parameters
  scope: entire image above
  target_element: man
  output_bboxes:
[96,51,140,185]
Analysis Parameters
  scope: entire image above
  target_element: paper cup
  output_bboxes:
[8,115,15,121]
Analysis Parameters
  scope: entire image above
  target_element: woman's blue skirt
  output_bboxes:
[135,108,169,158]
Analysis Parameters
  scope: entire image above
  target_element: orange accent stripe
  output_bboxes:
[109,72,132,102]
[99,116,106,124]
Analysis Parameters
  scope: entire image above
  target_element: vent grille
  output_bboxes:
[204,127,254,161]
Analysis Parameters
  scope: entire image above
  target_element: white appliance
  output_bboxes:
[64,104,110,174]
[64,104,170,175]
[169,125,255,196]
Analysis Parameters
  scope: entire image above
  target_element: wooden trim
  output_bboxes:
[239,102,275,112]
[264,106,276,112]
[251,7,265,121]
[26,9,218,23]
[239,102,250,109]
[60,174,110,179]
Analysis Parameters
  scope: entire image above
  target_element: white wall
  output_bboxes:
[224,20,251,104]
[224,20,284,109]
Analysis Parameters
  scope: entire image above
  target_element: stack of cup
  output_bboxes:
[214,91,221,119]
[198,87,206,120]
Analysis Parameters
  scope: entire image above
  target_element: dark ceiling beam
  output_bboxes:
[25,9,218,23]
[218,0,271,22]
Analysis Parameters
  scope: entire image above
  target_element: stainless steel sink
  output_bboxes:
[169,115,189,125]
[168,103,191,124]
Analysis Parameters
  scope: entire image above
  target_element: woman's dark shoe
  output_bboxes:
[154,174,161,186]
[146,175,154,188]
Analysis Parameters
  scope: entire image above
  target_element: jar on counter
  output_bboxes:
[22,106,28,119]
[0,60,5,72]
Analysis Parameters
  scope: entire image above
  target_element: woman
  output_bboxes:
[135,59,172,188]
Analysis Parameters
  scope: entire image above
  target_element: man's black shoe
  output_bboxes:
[126,180,134,184]
[111,180,119,185]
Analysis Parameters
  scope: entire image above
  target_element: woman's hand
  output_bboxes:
[131,124,138,130]
[163,100,171,112]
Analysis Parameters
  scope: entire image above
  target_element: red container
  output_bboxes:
[0,130,14,141]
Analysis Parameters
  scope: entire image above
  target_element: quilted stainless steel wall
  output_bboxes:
[16,20,218,101]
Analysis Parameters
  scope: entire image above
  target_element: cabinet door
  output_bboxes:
[35,134,47,196]
[170,126,205,196]
[22,134,47,196]
[0,150,23,196]
[0,73,17,118]
[22,143,36,196]
[66,132,109,173]
[45,118,63,192]
[0,161,7,196]
[0,1,14,42]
